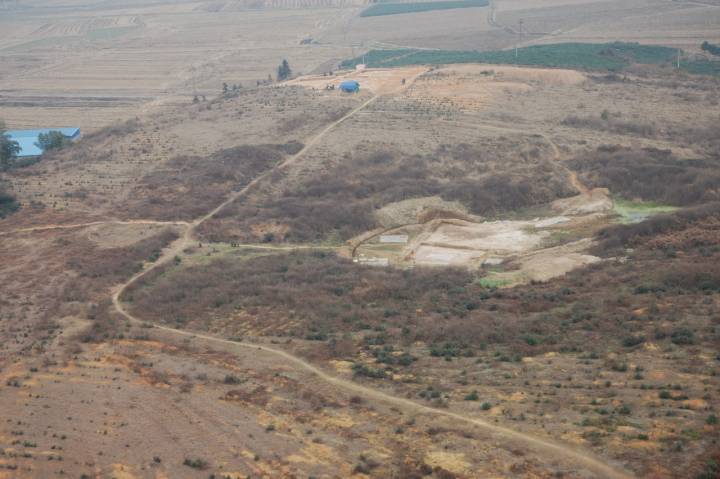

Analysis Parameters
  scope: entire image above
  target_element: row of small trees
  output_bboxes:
[1,120,71,217]
[0,121,19,217]
[1,121,69,170]
[701,41,720,56]
[0,121,20,170]
[218,59,293,97]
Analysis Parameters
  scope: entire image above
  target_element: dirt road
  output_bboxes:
[143,322,634,479]
[3,74,632,478]
[0,219,190,237]
[110,89,630,479]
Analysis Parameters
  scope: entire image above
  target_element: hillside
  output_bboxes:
[1,61,719,478]
[1,1,720,478]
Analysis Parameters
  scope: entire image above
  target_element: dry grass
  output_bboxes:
[199,141,574,243]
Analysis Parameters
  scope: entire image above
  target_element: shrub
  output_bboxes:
[616,404,632,415]
[670,327,695,345]
[573,147,720,208]
[0,184,19,218]
[464,390,479,401]
[203,143,574,243]
[622,335,646,348]
[37,130,71,151]
[352,363,386,379]
[183,458,209,470]
[223,374,242,385]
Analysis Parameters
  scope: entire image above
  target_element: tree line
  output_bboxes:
[0,121,19,217]
[701,41,720,56]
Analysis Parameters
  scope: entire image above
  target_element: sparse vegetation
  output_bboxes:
[123,143,294,220]
[1,9,719,477]
[570,146,720,207]
[202,143,573,242]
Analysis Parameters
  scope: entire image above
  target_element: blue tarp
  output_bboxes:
[5,128,80,157]
[339,80,360,92]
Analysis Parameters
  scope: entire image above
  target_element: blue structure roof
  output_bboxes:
[5,128,80,157]
[339,80,360,92]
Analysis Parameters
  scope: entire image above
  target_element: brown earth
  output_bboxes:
[1,45,719,479]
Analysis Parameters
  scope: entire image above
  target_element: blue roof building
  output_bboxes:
[5,127,81,158]
[339,80,360,93]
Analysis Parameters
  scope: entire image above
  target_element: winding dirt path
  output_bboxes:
[108,93,632,479]
[0,219,190,237]
[142,323,633,479]
[3,75,630,478]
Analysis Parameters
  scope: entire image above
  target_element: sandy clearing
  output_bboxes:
[414,245,488,266]
[552,189,613,215]
[375,196,471,227]
[434,64,587,86]
[286,66,428,95]
[357,188,611,281]
[423,219,548,253]
[84,222,177,249]
[405,63,587,113]
[520,250,600,282]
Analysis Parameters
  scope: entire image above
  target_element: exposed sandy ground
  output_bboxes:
[84,222,180,249]
[1,41,719,478]
[374,196,473,227]
[553,188,613,215]
[421,219,549,253]
[356,189,613,283]
[286,66,428,95]
[435,64,588,86]
[404,64,587,112]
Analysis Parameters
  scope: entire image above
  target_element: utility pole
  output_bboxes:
[676,49,681,69]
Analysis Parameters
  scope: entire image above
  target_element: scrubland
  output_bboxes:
[1,2,720,476]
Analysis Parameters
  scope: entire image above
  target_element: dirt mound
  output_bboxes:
[375,196,472,227]
[552,188,613,215]
[357,210,607,284]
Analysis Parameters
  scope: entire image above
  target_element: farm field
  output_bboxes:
[360,0,489,17]
[0,0,353,131]
[4,0,719,133]
[2,1,720,478]
[341,42,720,75]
